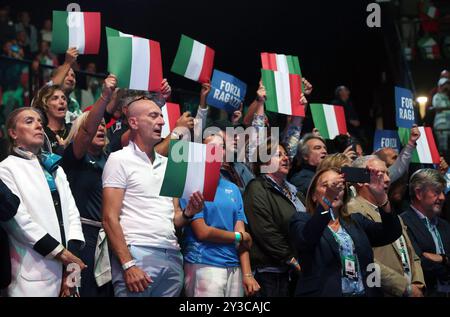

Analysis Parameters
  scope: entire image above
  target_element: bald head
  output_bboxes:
[128,99,165,146]
[127,99,159,118]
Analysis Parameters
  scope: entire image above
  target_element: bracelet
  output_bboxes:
[182,208,194,220]
[243,273,254,278]
[234,232,242,243]
[122,259,136,271]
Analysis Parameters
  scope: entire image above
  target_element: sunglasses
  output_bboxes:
[125,93,166,108]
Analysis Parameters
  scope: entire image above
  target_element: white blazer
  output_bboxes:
[0,155,84,297]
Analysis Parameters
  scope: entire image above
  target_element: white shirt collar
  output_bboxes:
[410,204,427,220]
[128,141,162,167]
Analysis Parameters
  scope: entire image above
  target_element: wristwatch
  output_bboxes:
[122,259,136,271]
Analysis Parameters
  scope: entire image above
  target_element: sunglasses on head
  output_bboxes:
[125,93,166,108]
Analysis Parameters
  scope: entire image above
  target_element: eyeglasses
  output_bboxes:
[125,93,166,109]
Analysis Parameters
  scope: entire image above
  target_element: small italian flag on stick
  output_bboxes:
[107,36,163,91]
[310,104,347,139]
[160,141,222,201]
[52,11,101,54]
[171,35,215,83]
[398,127,440,164]
[261,69,304,116]
[161,103,181,138]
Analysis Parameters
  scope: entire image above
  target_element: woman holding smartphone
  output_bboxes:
[289,167,402,297]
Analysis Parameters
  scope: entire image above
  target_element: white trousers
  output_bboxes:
[184,263,243,297]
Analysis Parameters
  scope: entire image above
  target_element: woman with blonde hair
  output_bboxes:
[289,167,402,297]
[59,74,117,296]
[0,107,86,296]
[317,153,352,171]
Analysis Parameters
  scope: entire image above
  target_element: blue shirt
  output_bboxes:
[180,178,247,267]
[329,223,365,296]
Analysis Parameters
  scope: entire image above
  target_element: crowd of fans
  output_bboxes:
[0,5,450,299]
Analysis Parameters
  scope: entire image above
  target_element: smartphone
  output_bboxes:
[341,166,370,183]
[347,137,356,152]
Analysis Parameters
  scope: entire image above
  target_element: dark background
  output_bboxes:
[1,0,389,134]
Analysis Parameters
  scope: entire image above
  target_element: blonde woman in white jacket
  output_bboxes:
[0,107,85,297]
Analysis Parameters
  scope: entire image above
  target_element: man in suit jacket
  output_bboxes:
[401,168,450,296]
[348,156,425,297]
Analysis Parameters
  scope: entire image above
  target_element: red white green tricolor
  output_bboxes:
[52,11,101,54]
[160,141,222,201]
[107,35,163,91]
[398,127,440,164]
[261,69,303,116]
[310,104,348,139]
[161,103,181,138]
[171,35,215,83]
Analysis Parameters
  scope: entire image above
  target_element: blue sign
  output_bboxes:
[373,130,402,152]
[395,86,415,128]
[206,69,247,113]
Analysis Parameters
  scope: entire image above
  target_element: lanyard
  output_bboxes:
[396,235,412,281]
[424,218,445,254]
[328,223,360,281]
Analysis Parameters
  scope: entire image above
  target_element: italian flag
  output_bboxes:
[171,35,215,83]
[105,26,132,38]
[310,104,347,139]
[107,36,163,91]
[398,127,440,164]
[261,53,302,75]
[52,11,101,54]
[160,140,222,201]
[261,69,304,116]
[161,102,181,138]
[418,36,440,60]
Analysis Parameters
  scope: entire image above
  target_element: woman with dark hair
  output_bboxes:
[289,167,402,297]
[244,139,306,296]
[32,84,71,155]
[0,107,85,297]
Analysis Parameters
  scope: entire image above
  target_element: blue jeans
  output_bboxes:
[111,245,183,297]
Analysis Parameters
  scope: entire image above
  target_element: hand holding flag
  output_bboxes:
[64,47,79,65]
[161,79,172,100]
[256,80,266,103]
[408,124,421,146]
[184,191,205,218]
[101,74,118,101]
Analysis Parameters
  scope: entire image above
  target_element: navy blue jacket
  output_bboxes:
[400,207,450,294]
[289,205,402,297]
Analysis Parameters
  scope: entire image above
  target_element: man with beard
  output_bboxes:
[401,169,450,296]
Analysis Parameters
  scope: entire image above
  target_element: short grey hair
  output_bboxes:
[409,169,445,200]
[297,133,325,161]
[352,155,379,169]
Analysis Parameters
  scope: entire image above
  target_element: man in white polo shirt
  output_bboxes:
[102,96,204,297]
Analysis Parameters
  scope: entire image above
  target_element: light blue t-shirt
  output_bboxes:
[180,177,247,268]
